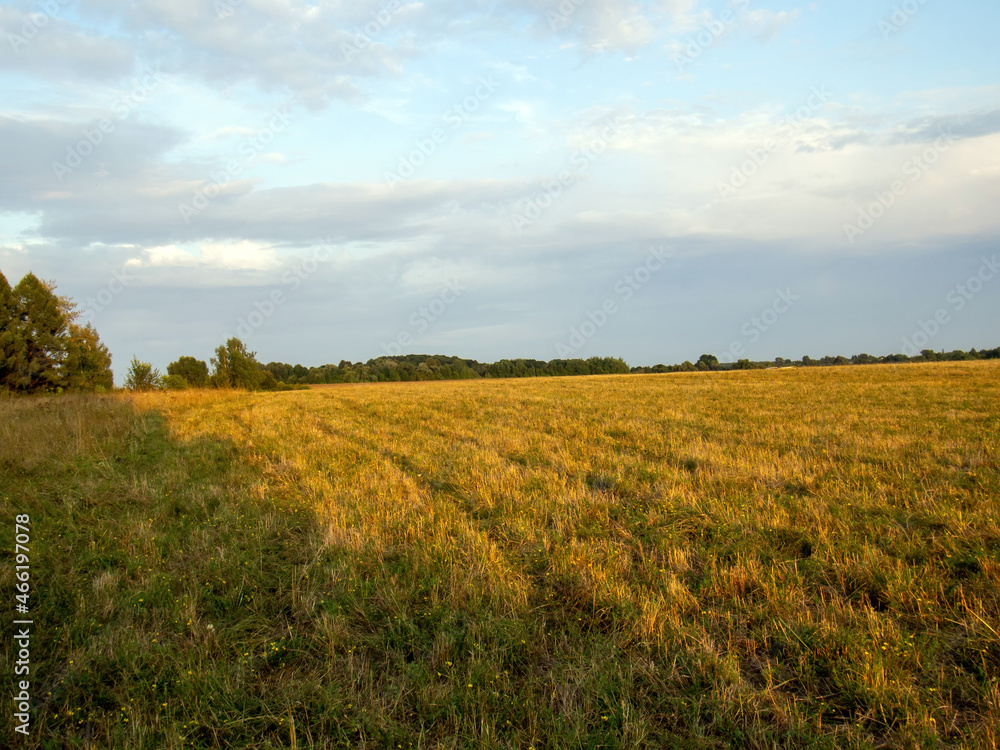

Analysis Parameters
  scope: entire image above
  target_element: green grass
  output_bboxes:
[1,363,999,748]
[1,399,322,748]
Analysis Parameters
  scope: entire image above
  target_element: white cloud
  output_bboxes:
[124,240,282,271]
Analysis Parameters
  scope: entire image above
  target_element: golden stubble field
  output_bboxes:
[2,361,998,749]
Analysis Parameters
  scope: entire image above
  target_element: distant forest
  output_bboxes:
[2,269,997,394]
[255,348,1000,388]
[261,355,631,385]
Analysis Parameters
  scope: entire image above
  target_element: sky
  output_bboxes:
[1,0,999,374]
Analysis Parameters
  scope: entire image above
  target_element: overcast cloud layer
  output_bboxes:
[1,0,998,373]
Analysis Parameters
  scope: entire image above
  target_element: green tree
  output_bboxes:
[264,361,295,382]
[167,356,209,387]
[210,344,231,387]
[697,353,720,371]
[124,356,162,391]
[64,323,114,391]
[162,374,189,390]
[211,338,263,390]
[259,370,280,391]
[9,273,70,393]
[0,271,24,389]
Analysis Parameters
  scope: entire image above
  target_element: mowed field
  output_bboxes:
[1,362,999,749]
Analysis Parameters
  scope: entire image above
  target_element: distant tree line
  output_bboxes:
[0,271,113,394]
[628,349,1000,374]
[143,351,631,390]
[118,343,1000,393]
[259,355,631,386]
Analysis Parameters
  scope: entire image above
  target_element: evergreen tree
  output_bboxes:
[10,273,70,393]
[0,271,24,389]
[124,356,162,391]
[64,323,114,391]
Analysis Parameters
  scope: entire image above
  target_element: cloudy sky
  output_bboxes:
[1,0,998,374]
